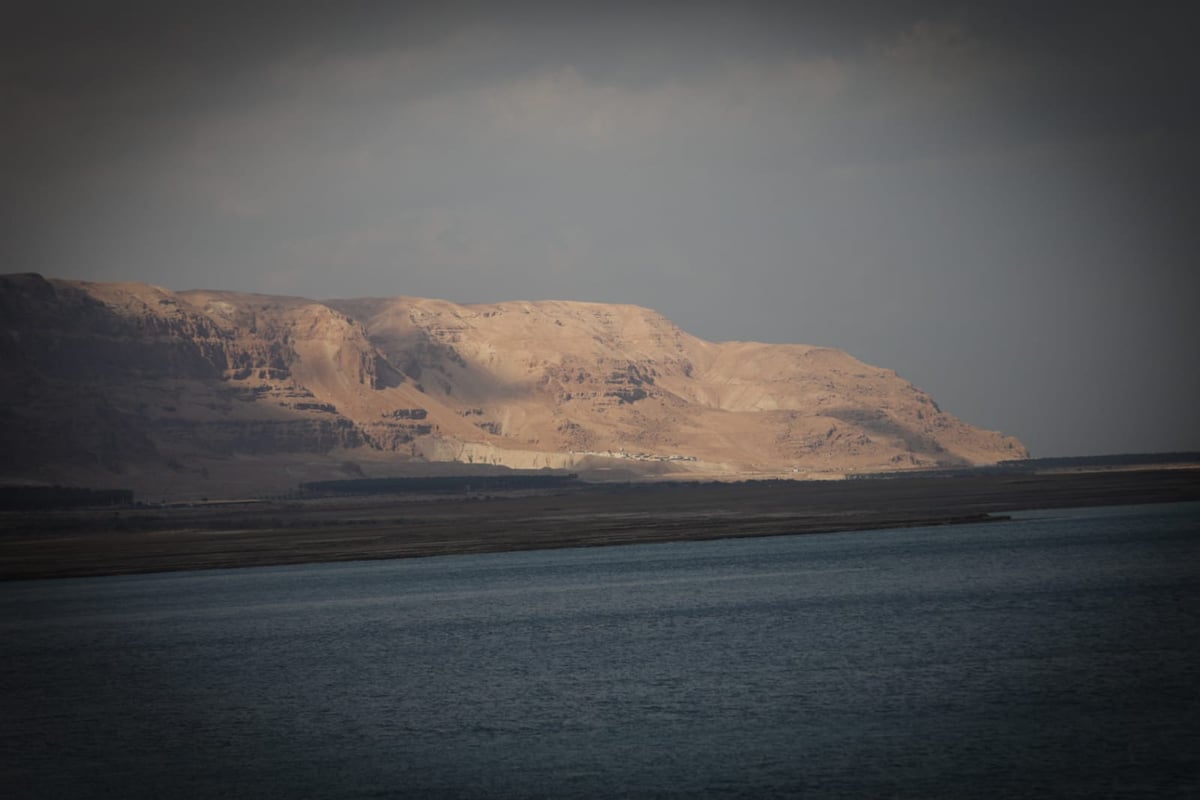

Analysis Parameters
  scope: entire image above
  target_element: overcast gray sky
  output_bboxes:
[3,1,1197,457]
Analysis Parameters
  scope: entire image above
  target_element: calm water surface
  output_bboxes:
[3,503,1198,798]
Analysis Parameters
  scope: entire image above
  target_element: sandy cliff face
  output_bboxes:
[0,274,1026,496]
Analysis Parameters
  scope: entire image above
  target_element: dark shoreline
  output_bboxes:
[1,468,1197,581]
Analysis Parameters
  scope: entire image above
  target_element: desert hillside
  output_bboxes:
[0,274,1026,497]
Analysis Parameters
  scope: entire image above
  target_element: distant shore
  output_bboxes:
[2,468,1197,581]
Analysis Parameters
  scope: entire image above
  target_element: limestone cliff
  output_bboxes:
[0,274,1026,497]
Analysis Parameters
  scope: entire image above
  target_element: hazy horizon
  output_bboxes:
[4,1,1197,458]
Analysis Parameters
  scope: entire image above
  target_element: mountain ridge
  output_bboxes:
[0,273,1026,498]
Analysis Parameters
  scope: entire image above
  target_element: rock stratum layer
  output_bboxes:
[0,274,1026,497]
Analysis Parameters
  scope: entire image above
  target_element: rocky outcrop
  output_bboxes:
[0,274,1027,494]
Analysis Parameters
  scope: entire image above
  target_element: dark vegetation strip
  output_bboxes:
[0,486,133,511]
[0,469,1197,580]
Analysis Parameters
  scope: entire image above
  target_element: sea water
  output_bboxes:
[2,503,1198,798]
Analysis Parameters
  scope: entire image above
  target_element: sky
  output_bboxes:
[3,1,1198,457]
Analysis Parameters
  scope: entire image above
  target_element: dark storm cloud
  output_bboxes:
[2,1,1197,456]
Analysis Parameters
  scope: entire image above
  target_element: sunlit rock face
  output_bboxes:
[0,273,1026,496]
